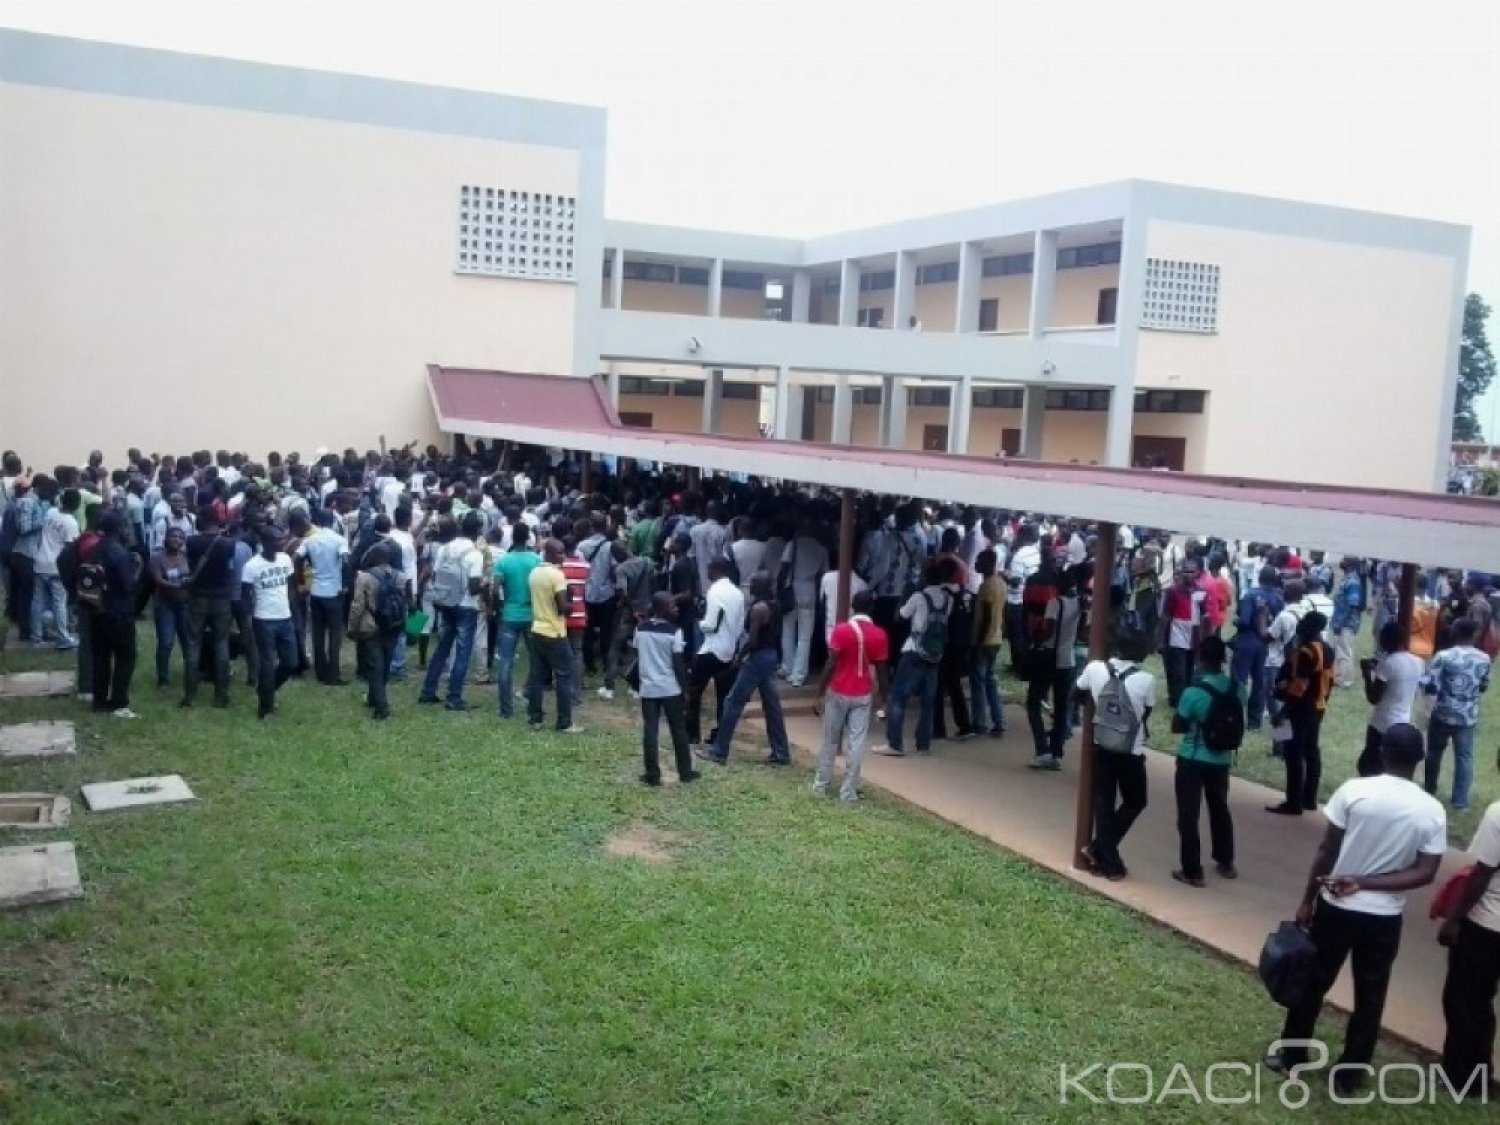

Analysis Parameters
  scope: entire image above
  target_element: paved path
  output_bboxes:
[759,699,1472,1055]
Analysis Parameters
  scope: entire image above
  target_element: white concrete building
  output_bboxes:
[0,30,1472,492]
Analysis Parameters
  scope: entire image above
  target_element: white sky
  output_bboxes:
[5,0,1499,418]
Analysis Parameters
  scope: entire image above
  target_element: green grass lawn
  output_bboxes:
[0,632,1487,1122]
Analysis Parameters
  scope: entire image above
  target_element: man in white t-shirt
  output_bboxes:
[1437,791,1500,1094]
[417,511,486,711]
[1075,631,1157,880]
[1356,621,1424,777]
[32,487,81,648]
[819,568,868,643]
[1268,724,1446,1095]
[778,521,829,686]
[240,526,298,720]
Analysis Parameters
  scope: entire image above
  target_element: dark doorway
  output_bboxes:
[1132,435,1186,471]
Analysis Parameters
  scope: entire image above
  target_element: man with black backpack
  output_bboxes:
[1171,635,1244,887]
[347,541,406,721]
[873,557,956,759]
[1075,630,1157,880]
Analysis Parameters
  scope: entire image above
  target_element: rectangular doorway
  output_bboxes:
[1132,435,1186,471]
[922,424,949,452]
[618,412,653,429]
[1001,427,1022,457]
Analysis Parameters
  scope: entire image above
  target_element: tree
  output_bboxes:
[1452,292,1496,442]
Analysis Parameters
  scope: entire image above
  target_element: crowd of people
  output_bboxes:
[0,438,1497,1095]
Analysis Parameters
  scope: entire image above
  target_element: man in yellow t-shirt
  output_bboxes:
[527,539,580,733]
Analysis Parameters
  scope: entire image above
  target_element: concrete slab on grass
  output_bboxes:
[0,721,77,763]
[81,775,195,813]
[0,842,82,909]
[0,671,75,699]
[0,794,70,830]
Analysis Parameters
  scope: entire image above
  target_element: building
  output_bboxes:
[1,30,1472,491]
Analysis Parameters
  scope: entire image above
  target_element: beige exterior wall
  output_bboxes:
[835,264,1116,335]
[1137,220,1460,490]
[620,279,705,315]
[617,391,762,437]
[0,81,580,468]
[1050,265,1118,327]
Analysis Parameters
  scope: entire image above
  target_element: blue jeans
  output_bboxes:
[1426,718,1477,809]
[495,620,528,717]
[31,572,75,646]
[1230,635,1268,727]
[886,651,939,753]
[420,605,478,706]
[712,648,788,761]
[153,598,190,685]
[251,616,297,715]
[389,633,407,678]
[969,645,1005,732]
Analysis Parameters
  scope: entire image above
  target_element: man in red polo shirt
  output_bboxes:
[561,538,591,708]
[812,591,890,803]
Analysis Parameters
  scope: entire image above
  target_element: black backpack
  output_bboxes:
[371,571,408,635]
[1198,680,1245,754]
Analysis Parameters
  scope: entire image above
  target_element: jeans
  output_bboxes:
[1426,718,1477,809]
[604,611,637,691]
[885,651,938,754]
[779,598,816,683]
[251,616,297,715]
[389,633,408,678]
[30,572,74,646]
[640,694,693,782]
[183,595,233,705]
[686,651,735,744]
[1331,627,1357,687]
[233,601,260,686]
[583,599,618,675]
[309,594,345,683]
[1284,707,1325,810]
[88,611,136,710]
[358,631,398,717]
[5,553,36,639]
[152,598,189,685]
[1162,645,1193,708]
[567,630,584,706]
[1091,749,1148,875]
[526,632,574,729]
[969,644,1006,732]
[289,589,310,675]
[494,620,528,716]
[712,648,789,761]
[420,605,478,706]
[1280,899,1402,1070]
[1229,635,1268,727]
[814,691,872,801]
[1174,757,1233,879]
[1025,662,1074,759]
[1441,918,1500,1093]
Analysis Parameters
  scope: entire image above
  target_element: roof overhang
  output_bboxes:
[427,367,1500,572]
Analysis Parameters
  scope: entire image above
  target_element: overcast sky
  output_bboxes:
[5,0,1499,419]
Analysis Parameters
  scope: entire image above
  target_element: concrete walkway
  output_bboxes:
[755,693,1469,1055]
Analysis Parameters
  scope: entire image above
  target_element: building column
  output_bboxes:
[955,241,981,333]
[1020,385,1046,459]
[610,248,625,310]
[879,375,907,448]
[707,258,723,318]
[893,250,917,331]
[838,260,861,327]
[1028,229,1057,336]
[791,269,812,323]
[773,366,803,440]
[830,373,854,445]
[1104,385,1133,467]
[604,361,621,410]
[702,368,724,435]
[947,376,973,454]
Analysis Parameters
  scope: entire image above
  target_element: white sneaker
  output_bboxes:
[77,692,93,703]
[111,708,139,720]
[629,689,642,702]
[560,724,586,735]
[1027,754,1057,770]
[597,687,614,701]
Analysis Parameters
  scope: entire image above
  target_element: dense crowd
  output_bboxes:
[0,438,1496,1097]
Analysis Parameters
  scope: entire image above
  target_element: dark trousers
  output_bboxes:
[309,594,345,683]
[1357,724,1384,778]
[1281,899,1402,1069]
[88,611,137,710]
[641,694,693,782]
[686,651,735,743]
[1091,749,1148,874]
[251,617,296,716]
[183,595,233,705]
[232,601,260,686]
[6,553,36,639]
[526,632,574,729]
[1174,757,1233,879]
[1025,662,1073,759]
[1284,707,1324,810]
[583,599,618,675]
[358,632,399,718]
[1162,645,1193,708]
[1442,919,1500,1091]
[873,594,910,655]
[932,643,974,739]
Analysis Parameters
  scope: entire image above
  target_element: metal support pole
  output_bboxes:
[1073,520,1118,869]
[1397,562,1418,641]
[580,453,593,497]
[836,488,856,623]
